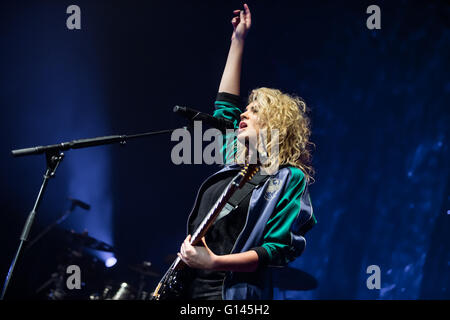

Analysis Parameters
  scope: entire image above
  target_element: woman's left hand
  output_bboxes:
[231,3,252,41]
[178,235,218,270]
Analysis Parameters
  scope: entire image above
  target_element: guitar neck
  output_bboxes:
[190,180,237,245]
[171,179,238,271]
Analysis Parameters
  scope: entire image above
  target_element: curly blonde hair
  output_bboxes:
[247,87,315,184]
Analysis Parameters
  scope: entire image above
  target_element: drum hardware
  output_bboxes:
[35,271,66,300]
[35,229,113,300]
[35,229,161,300]
[94,281,136,300]
[128,261,160,278]
[64,229,115,252]
[128,261,161,300]
[102,284,113,299]
[110,282,134,300]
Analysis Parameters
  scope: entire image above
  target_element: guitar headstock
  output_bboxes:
[235,164,260,188]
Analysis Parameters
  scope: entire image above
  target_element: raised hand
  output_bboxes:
[231,3,252,41]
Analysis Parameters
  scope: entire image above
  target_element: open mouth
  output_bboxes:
[239,122,248,130]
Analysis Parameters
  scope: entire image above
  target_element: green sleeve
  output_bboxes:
[213,102,241,129]
[259,167,308,266]
[213,92,242,164]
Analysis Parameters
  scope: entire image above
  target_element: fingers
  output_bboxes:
[180,234,192,258]
[180,240,185,257]
[184,234,192,249]
[232,16,239,26]
[232,9,240,27]
[233,4,250,15]
[232,4,251,26]
[244,3,250,14]
[244,4,251,25]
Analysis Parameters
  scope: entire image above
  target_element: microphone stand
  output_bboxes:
[1,126,188,300]
[24,198,90,254]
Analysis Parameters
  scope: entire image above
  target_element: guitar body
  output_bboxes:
[149,264,189,300]
[150,164,259,300]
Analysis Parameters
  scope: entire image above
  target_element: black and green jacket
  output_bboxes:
[186,92,317,300]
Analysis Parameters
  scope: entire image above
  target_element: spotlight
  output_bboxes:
[105,257,117,268]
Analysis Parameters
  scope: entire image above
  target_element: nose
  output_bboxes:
[240,111,249,121]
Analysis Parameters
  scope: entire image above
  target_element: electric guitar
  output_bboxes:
[150,164,259,300]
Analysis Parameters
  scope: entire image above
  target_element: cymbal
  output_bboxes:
[128,261,161,278]
[64,229,115,252]
[272,267,318,291]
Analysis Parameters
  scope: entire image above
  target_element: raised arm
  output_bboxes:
[218,3,252,95]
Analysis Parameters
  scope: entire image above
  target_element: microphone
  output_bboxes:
[67,197,91,211]
[173,106,235,132]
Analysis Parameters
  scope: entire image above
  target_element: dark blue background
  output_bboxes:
[0,0,449,299]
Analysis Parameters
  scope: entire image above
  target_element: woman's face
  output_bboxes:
[238,101,261,143]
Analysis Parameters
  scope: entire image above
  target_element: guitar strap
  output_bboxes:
[213,170,270,225]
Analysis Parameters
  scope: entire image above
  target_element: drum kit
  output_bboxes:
[35,229,162,300]
[33,229,320,300]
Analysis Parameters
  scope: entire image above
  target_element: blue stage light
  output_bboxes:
[105,257,117,268]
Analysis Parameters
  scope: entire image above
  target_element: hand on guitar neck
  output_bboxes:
[177,234,218,270]
[178,234,259,273]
